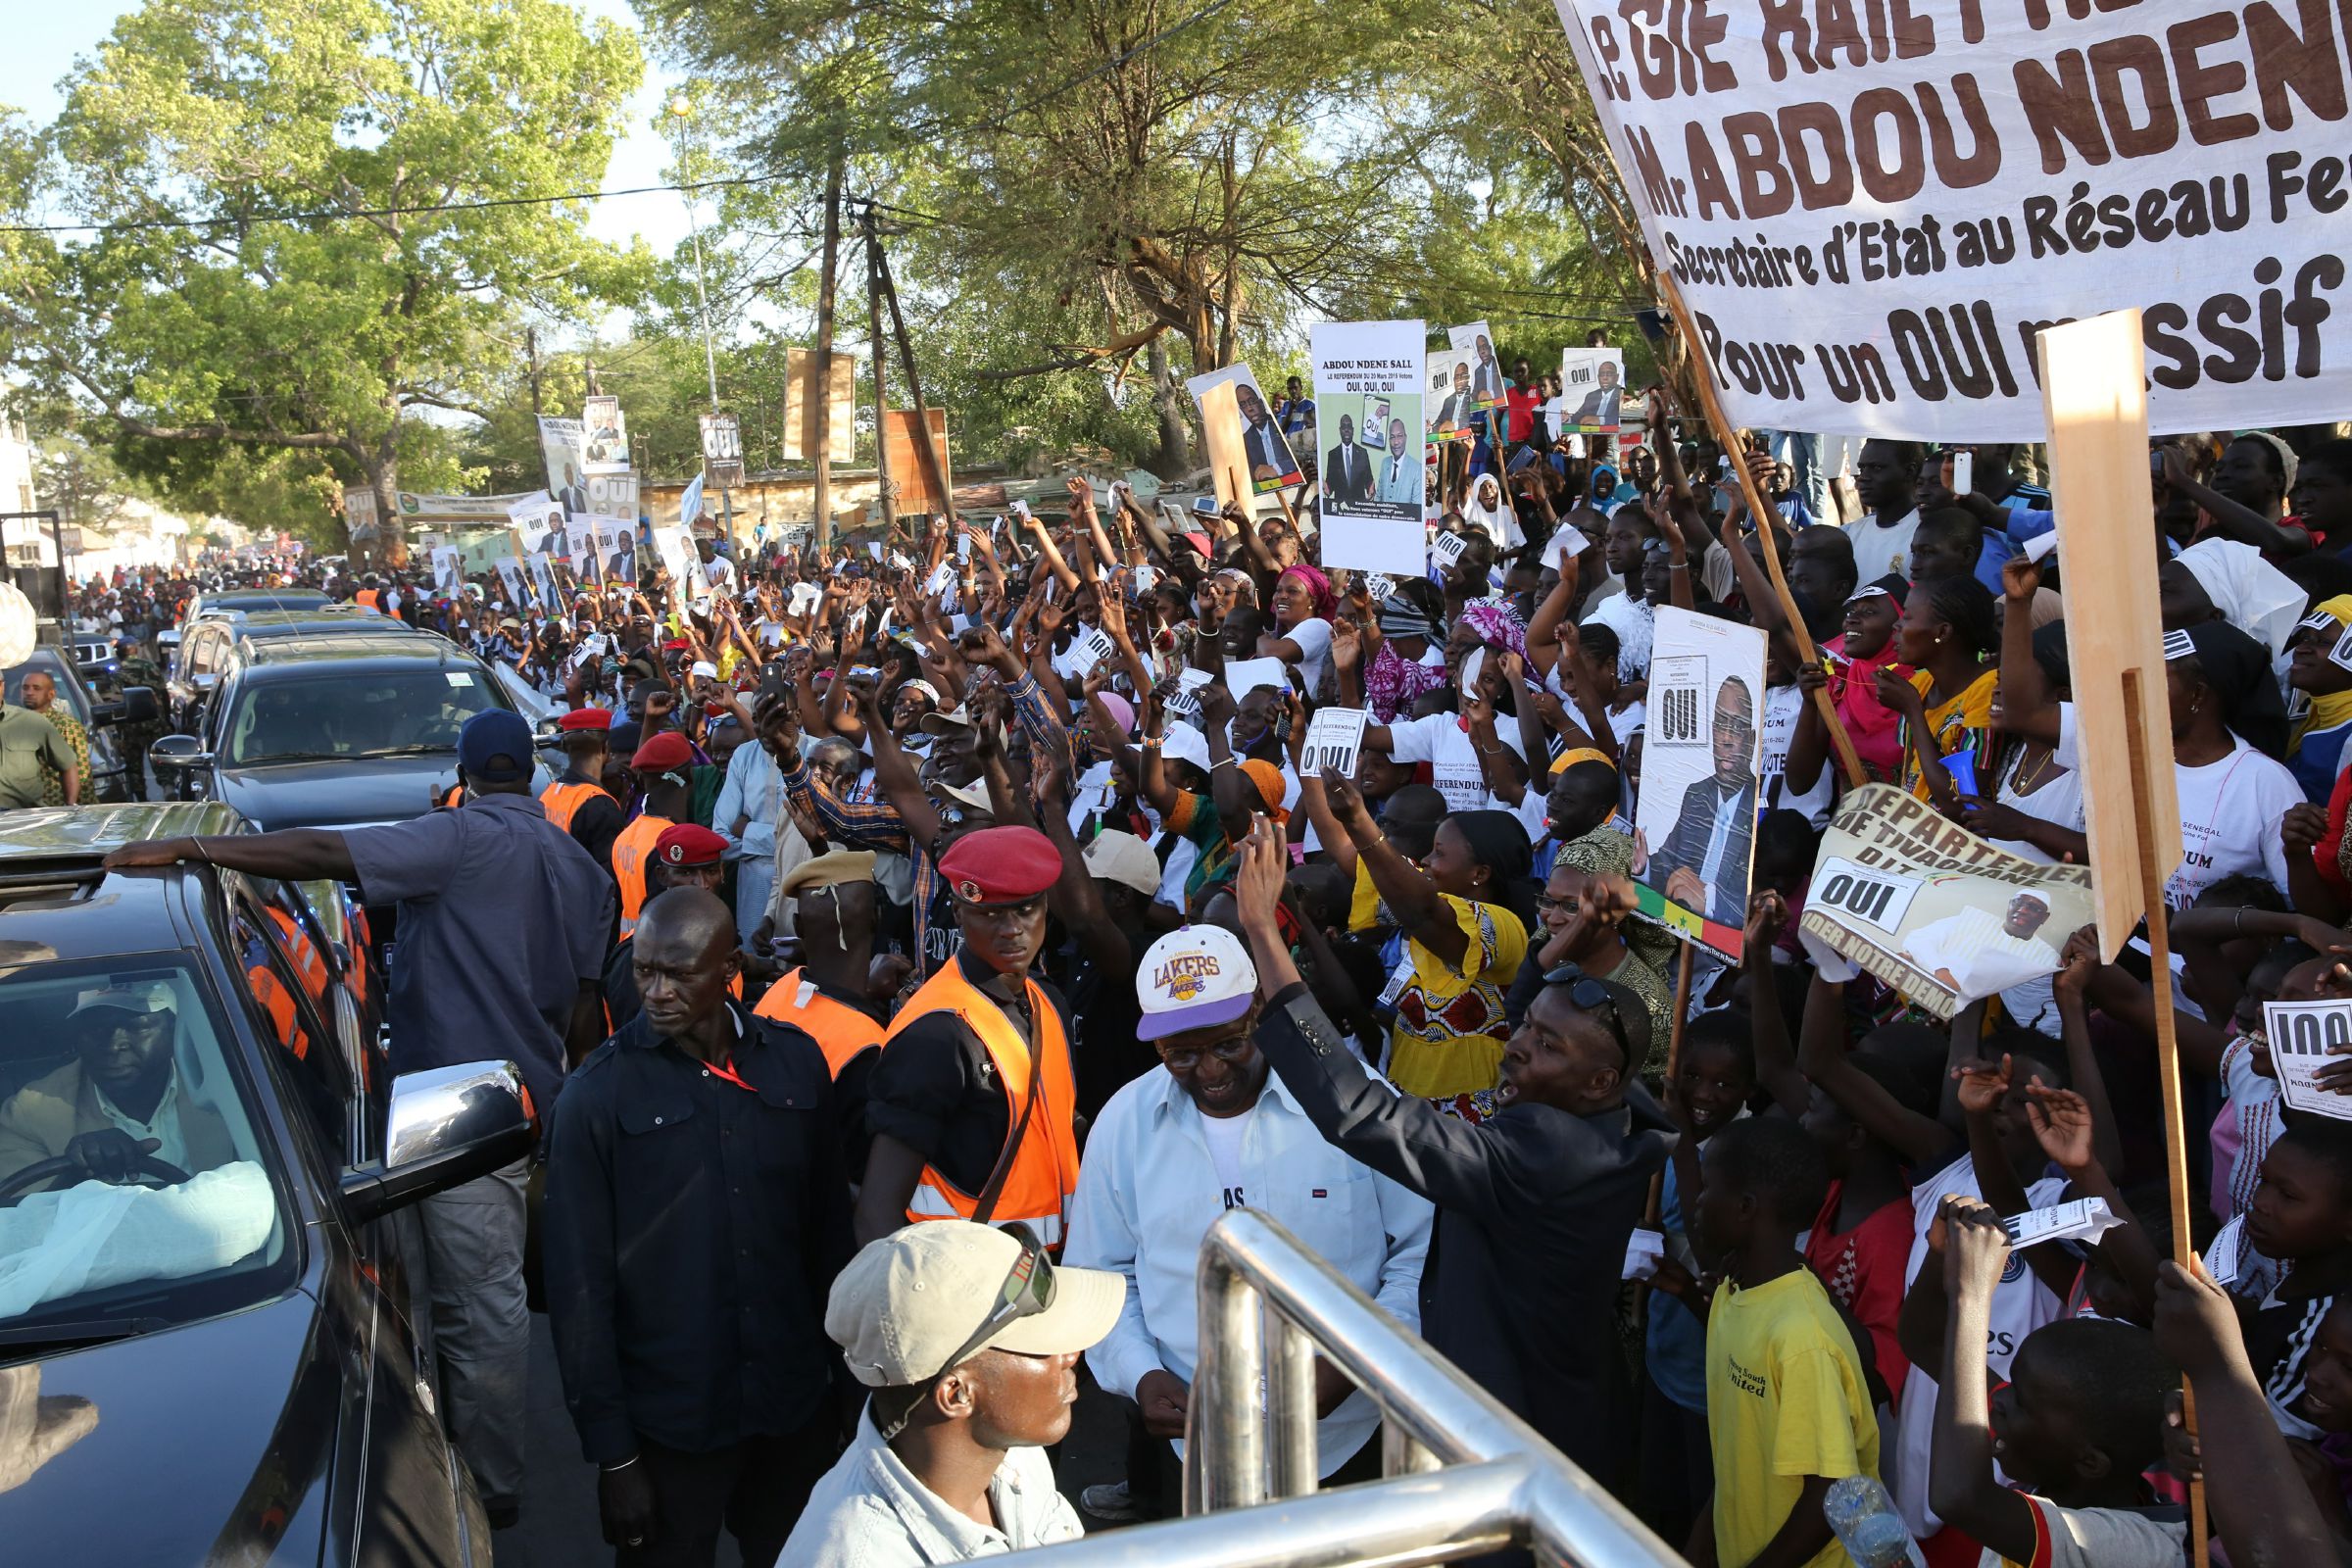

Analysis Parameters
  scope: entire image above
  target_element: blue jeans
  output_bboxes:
[1756,429,1827,522]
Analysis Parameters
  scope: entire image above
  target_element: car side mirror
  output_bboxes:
[339,1060,533,1225]
[148,733,212,776]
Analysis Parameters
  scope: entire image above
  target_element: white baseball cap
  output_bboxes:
[1160,722,1210,775]
[1081,829,1160,897]
[826,1221,1124,1388]
[1136,924,1257,1042]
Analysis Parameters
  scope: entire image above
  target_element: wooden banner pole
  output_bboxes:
[1651,270,1867,789]
[2121,666,2209,1568]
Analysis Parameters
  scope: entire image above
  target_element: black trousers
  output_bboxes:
[615,1404,838,1568]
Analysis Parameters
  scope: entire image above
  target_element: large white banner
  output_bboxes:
[1551,0,2351,439]
[1313,320,1426,575]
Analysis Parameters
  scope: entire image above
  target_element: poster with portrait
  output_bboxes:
[1448,322,1505,412]
[493,557,527,608]
[526,553,559,612]
[581,395,629,475]
[1312,320,1426,576]
[508,495,567,562]
[1559,348,1634,434]
[563,515,602,585]
[537,416,588,510]
[1425,347,1481,447]
[1630,607,1768,958]
[581,470,639,531]
[1185,363,1304,497]
[596,520,637,586]
[1794,784,2096,1021]
[429,547,462,597]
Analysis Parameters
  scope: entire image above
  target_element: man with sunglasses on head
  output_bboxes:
[1062,925,1433,1523]
[1228,817,1669,1497]
[784,1219,1122,1564]
[544,887,854,1568]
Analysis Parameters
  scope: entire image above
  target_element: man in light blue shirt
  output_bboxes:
[712,717,783,947]
[1375,416,1422,505]
[1064,925,1432,1520]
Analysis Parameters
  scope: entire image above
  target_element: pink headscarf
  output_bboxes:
[1277,564,1338,625]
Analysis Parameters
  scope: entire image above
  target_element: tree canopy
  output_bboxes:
[0,0,651,550]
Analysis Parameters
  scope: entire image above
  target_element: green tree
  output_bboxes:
[0,0,652,556]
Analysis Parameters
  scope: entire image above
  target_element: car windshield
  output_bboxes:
[2,660,91,725]
[0,956,290,1342]
[225,666,504,765]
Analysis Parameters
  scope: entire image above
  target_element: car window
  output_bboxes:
[0,956,291,1332]
[229,900,351,1160]
[222,666,504,765]
[1,659,91,725]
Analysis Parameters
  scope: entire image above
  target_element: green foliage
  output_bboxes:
[0,0,652,538]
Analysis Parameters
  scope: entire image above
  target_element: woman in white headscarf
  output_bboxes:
[2161,536,2305,657]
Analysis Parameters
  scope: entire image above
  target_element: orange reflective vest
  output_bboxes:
[541,778,604,834]
[437,783,465,810]
[611,813,673,935]
[266,906,334,1010]
[753,967,884,1080]
[886,960,1079,1249]
[248,964,311,1060]
[354,588,381,612]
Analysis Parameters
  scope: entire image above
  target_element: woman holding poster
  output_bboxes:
[1318,772,1535,1099]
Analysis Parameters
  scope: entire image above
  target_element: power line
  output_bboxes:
[0,172,791,236]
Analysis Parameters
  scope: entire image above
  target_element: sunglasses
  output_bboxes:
[876,1221,1056,1442]
[1543,962,1633,1066]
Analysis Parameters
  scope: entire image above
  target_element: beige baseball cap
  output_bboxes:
[826,1222,1124,1389]
[1081,829,1161,898]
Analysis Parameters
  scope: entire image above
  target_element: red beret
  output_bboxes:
[654,822,728,867]
[558,707,612,732]
[631,730,694,772]
[936,826,1060,906]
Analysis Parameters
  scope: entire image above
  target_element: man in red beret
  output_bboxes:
[601,823,734,1028]
[853,825,1083,1254]
[542,708,625,877]
[612,731,696,937]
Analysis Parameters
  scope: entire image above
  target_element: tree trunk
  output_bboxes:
[1147,336,1190,479]
[359,451,408,571]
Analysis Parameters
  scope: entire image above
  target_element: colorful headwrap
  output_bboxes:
[1376,594,1441,643]
[1457,600,1528,659]
[1278,564,1338,624]
[1553,826,1634,878]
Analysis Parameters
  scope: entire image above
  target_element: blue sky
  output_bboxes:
[1,0,691,255]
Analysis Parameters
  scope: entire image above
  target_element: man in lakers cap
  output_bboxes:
[780,1220,1121,1564]
[853,826,1081,1251]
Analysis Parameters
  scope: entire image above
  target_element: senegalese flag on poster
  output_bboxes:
[1629,877,1741,963]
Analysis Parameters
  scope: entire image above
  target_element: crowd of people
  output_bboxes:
[35,379,2352,1568]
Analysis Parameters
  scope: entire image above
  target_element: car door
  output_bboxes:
[229,889,483,1568]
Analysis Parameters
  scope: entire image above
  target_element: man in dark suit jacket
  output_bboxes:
[1642,676,1757,924]
[1324,414,1374,504]
[1236,382,1299,482]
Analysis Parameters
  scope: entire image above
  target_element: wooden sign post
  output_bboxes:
[1653,271,1866,789]
[2035,308,2203,1564]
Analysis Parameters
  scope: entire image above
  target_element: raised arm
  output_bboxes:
[1320,766,1469,969]
[1994,556,2059,745]
[1741,893,1811,1117]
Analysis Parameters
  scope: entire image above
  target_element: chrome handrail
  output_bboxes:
[1005,1207,1681,1566]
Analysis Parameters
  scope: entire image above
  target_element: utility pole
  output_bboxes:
[526,326,543,417]
[873,231,958,528]
[812,151,843,548]
[862,200,898,542]
[670,96,733,547]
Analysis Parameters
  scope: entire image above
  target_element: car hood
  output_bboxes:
[213,756,461,831]
[0,1292,328,1564]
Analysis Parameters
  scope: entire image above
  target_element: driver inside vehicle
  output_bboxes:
[0,983,235,1190]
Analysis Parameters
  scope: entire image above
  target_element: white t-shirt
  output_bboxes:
[1278,615,1334,698]
[1758,682,1833,826]
[1383,710,1529,813]
[1198,1111,1249,1207]
[1895,1155,2066,1538]
[2054,705,2296,906]
[1847,508,1920,585]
